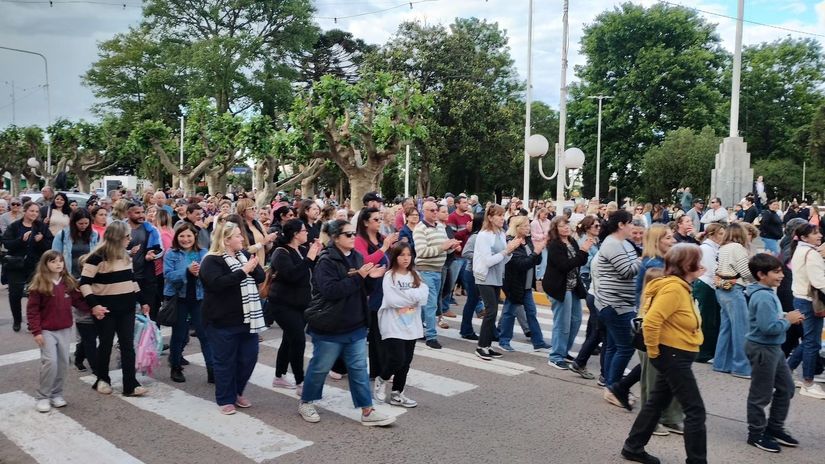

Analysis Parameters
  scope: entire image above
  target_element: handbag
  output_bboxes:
[631,317,646,352]
[1,253,26,270]
[156,295,179,327]
[304,292,348,333]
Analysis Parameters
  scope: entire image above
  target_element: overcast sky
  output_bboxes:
[1,0,823,129]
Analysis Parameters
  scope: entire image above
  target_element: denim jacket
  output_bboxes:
[163,248,207,300]
[51,227,99,276]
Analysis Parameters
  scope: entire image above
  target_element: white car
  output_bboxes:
[23,192,93,208]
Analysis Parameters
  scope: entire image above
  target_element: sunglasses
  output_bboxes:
[11,203,21,206]
[341,231,357,238]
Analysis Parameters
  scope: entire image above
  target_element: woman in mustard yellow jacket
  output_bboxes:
[621,243,706,464]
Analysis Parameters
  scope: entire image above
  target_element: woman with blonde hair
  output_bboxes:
[79,221,150,397]
[531,207,551,280]
[473,205,521,360]
[713,222,754,379]
[199,221,266,414]
[498,215,549,352]
[235,198,277,264]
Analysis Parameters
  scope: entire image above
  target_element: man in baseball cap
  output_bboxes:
[351,191,385,227]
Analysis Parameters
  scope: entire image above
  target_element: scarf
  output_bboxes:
[222,251,267,334]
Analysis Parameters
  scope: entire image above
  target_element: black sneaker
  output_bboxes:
[170,367,186,383]
[487,348,503,358]
[523,330,532,338]
[564,354,575,363]
[766,429,799,447]
[597,375,606,387]
[461,333,480,341]
[12,322,21,332]
[475,348,492,360]
[74,362,87,372]
[425,339,442,350]
[620,448,660,464]
[180,357,190,366]
[748,435,781,453]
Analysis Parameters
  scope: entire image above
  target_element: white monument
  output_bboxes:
[710,0,753,207]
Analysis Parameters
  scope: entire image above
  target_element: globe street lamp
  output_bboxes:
[531,134,586,205]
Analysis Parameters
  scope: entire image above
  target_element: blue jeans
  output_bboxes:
[460,268,480,337]
[761,238,779,255]
[601,305,635,385]
[301,336,372,408]
[787,298,824,380]
[713,285,751,376]
[549,291,583,363]
[535,248,548,280]
[441,258,466,311]
[206,324,259,406]
[499,291,546,347]
[170,298,212,369]
[420,271,442,341]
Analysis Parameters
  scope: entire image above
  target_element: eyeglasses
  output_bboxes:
[11,202,21,206]
[341,231,357,238]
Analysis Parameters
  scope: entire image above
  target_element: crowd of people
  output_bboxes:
[1,183,824,458]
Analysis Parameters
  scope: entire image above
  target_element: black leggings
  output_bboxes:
[6,268,32,325]
[379,338,416,392]
[272,304,306,385]
[94,305,140,394]
[367,311,385,379]
[75,322,99,375]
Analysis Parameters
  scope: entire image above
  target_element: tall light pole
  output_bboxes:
[0,46,52,181]
[522,0,534,203]
[729,0,744,138]
[179,115,185,192]
[555,0,570,203]
[404,144,410,198]
[588,95,612,201]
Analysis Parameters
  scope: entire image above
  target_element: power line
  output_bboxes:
[315,0,438,23]
[0,85,45,111]
[0,0,142,8]
[659,0,825,39]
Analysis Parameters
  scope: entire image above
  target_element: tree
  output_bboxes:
[640,126,720,202]
[567,3,727,199]
[290,73,430,210]
[0,126,44,196]
[739,38,825,163]
[47,119,123,192]
[366,18,523,197]
[295,29,376,86]
[811,102,825,164]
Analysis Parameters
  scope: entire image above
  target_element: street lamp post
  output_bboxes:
[610,172,618,203]
[588,95,613,201]
[179,115,185,192]
[404,144,410,198]
[0,46,51,182]
[522,0,534,203]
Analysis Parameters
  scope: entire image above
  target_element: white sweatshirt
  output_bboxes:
[378,271,429,340]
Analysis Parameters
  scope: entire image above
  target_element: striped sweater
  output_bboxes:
[413,221,448,272]
[594,235,641,315]
[79,253,145,309]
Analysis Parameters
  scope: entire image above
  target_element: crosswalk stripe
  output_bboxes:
[0,390,145,464]
[414,344,534,375]
[186,353,407,422]
[79,372,312,462]
[451,315,587,346]
[259,339,478,397]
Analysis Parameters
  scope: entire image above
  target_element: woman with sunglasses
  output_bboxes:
[0,198,23,234]
[298,220,395,426]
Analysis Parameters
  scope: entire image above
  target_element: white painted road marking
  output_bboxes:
[79,372,312,462]
[0,390,145,464]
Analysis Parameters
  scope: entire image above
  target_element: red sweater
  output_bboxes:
[26,280,90,336]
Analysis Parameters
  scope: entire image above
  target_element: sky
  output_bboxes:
[0,0,824,129]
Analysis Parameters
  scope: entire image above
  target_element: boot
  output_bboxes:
[170,366,186,383]
[207,367,215,384]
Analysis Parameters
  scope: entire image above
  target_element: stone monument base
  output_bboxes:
[711,136,753,208]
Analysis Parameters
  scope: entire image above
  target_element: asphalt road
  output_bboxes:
[0,285,823,464]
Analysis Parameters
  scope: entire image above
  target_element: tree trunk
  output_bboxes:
[24,171,40,191]
[7,169,22,197]
[206,171,227,196]
[73,168,92,194]
[255,158,280,208]
[300,162,326,199]
[347,170,376,211]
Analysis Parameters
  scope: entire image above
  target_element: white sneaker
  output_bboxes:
[361,408,395,427]
[50,396,67,408]
[96,381,113,395]
[799,382,825,399]
[389,391,418,408]
[373,377,387,403]
[35,399,51,413]
[272,376,296,389]
[298,402,320,423]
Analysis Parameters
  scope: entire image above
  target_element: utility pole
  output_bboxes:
[522,0,534,203]
[179,116,185,192]
[404,144,410,198]
[555,0,570,204]
[588,95,613,201]
[6,81,16,124]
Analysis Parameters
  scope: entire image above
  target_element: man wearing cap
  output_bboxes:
[351,191,384,227]
[686,198,705,233]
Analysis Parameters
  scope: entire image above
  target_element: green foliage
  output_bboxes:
[811,102,825,164]
[568,2,727,199]
[739,38,825,163]
[640,126,720,202]
[753,158,825,202]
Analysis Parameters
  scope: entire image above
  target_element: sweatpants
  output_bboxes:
[36,328,72,400]
[378,338,416,392]
[745,341,794,438]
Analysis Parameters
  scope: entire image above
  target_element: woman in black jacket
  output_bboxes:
[297,220,395,427]
[543,215,594,369]
[497,215,548,351]
[269,219,322,393]
[2,201,53,332]
[758,199,783,255]
[200,221,265,415]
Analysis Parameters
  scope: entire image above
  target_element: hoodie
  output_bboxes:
[745,283,789,346]
[640,276,703,358]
